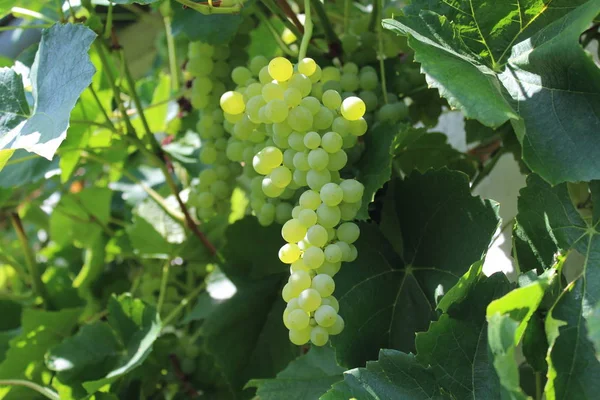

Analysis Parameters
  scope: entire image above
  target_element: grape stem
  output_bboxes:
[298,0,313,61]
[157,259,172,315]
[376,0,388,104]
[161,2,181,92]
[310,0,340,47]
[10,213,53,310]
[162,282,207,327]
[0,380,60,400]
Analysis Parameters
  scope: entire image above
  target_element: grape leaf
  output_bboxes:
[111,0,159,4]
[322,350,446,400]
[246,346,344,400]
[0,24,96,160]
[0,149,60,188]
[384,0,600,184]
[516,175,600,399]
[172,6,244,45]
[332,169,499,367]
[0,308,81,398]
[355,123,399,220]
[416,273,512,399]
[46,294,161,395]
[588,302,600,359]
[200,217,297,395]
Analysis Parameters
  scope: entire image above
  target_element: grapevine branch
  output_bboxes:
[276,0,304,34]
[0,380,59,400]
[298,0,313,60]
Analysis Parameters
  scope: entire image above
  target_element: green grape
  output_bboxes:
[269,166,292,188]
[291,206,302,219]
[298,288,322,311]
[268,56,293,81]
[312,274,335,297]
[339,179,364,203]
[199,168,218,186]
[266,99,289,123]
[298,208,317,227]
[321,66,341,83]
[200,146,218,164]
[258,210,275,226]
[349,118,368,136]
[340,73,360,92]
[191,92,210,109]
[288,132,307,152]
[246,95,266,123]
[359,70,379,90]
[323,80,343,95]
[196,191,215,209]
[321,296,339,312]
[281,283,294,302]
[287,309,310,330]
[284,87,302,107]
[279,243,301,264]
[303,131,321,150]
[341,96,366,121]
[291,259,310,273]
[309,64,322,83]
[311,82,324,100]
[316,204,341,228]
[327,150,348,171]
[339,201,360,221]
[282,219,307,243]
[306,224,328,247]
[289,73,312,97]
[324,244,342,263]
[188,41,213,58]
[293,169,308,186]
[314,305,337,328]
[188,57,214,76]
[303,246,325,269]
[347,244,358,262]
[259,66,272,84]
[293,151,310,171]
[322,90,342,110]
[298,57,317,76]
[332,117,351,135]
[307,149,329,171]
[220,91,245,114]
[337,222,360,243]
[307,169,331,191]
[327,314,344,335]
[289,326,311,345]
[335,240,352,262]
[262,177,286,197]
[310,326,329,346]
[287,106,313,132]
[246,82,263,98]
[262,82,285,102]
[283,149,296,169]
[359,90,378,112]
[341,33,359,54]
[273,121,293,137]
[342,62,359,75]
[283,307,292,329]
[193,76,213,94]
[232,66,253,86]
[319,182,343,206]
[289,270,312,291]
[253,155,273,175]
[316,261,341,277]
[313,107,334,130]
[299,97,321,115]
[249,55,269,75]
[321,132,343,153]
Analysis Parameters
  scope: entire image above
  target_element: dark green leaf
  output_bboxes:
[0,23,96,160]
[246,346,344,400]
[588,302,600,359]
[323,350,447,400]
[332,169,499,367]
[0,149,59,188]
[172,6,244,45]
[46,294,161,394]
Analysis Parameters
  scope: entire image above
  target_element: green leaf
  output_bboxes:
[0,308,81,397]
[588,302,600,359]
[323,350,445,400]
[132,196,186,245]
[332,169,500,367]
[172,6,244,45]
[416,273,513,399]
[0,68,30,137]
[516,175,600,398]
[0,23,96,160]
[111,0,159,4]
[246,346,344,400]
[46,294,161,394]
[49,187,112,248]
[200,217,296,395]
[0,149,59,188]
[384,0,600,184]
[126,216,175,258]
[355,123,399,220]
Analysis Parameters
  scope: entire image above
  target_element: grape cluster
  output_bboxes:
[220,56,367,346]
[186,41,243,220]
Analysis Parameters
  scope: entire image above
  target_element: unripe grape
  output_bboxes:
[299,190,322,210]
[298,208,318,227]
[340,179,364,203]
[322,90,342,110]
[284,87,302,107]
[291,259,310,273]
[303,247,325,269]
[279,243,301,264]
[320,182,344,206]
[268,57,293,81]
[289,326,311,345]
[293,151,310,171]
[249,55,269,75]
[298,57,317,76]
[262,82,285,102]
[337,222,360,243]
[327,150,348,171]
[336,240,352,262]
[287,106,313,132]
[308,149,329,171]
[289,270,312,292]
[316,261,341,277]
[220,91,245,114]
[324,244,343,263]
[287,309,310,330]
[307,169,331,191]
[347,244,358,262]
[288,132,307,152]
[314,305,337,327]
[310,326,329,346]
[303,131,321,150]
[271,166,292,188]
[313,107,334,130]
[293,169,308,186]
[262,177,285,197]
[341,96,366,120]
[282,219,307,243]
[316,204,341,228]
[321,296,340,312]
[232,66,253,86]
[321,66,341,83]
[300,96,321,115]
[349,118,368,136]
[266,99,289,123]
[306,224,328,247]
[327,315,344,335]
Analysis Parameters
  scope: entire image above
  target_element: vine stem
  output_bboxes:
[376,0,388,104]
[0,380,59,400]
[163,12,180,92]
[276,0,304,34]
[157,259,171,315]
[298,0,313,61]
[310,0,339,47]
[162,282,206,327]
[10,213,52,309]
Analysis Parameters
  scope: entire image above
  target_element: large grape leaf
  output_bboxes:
[0,308,81,399]
[0,24,96,160]
[516,175,600,399]
[416,273,513,399]
[322,350,446,400]
[172,6,244,45]
[332,169,499,367]
[46,294,161,395]
[383,0,600,184]
[200,217,297,396]
[246,346,344,400]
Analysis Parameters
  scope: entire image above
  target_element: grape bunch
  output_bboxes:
[220,56,367,346]
[186,40,243,220]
